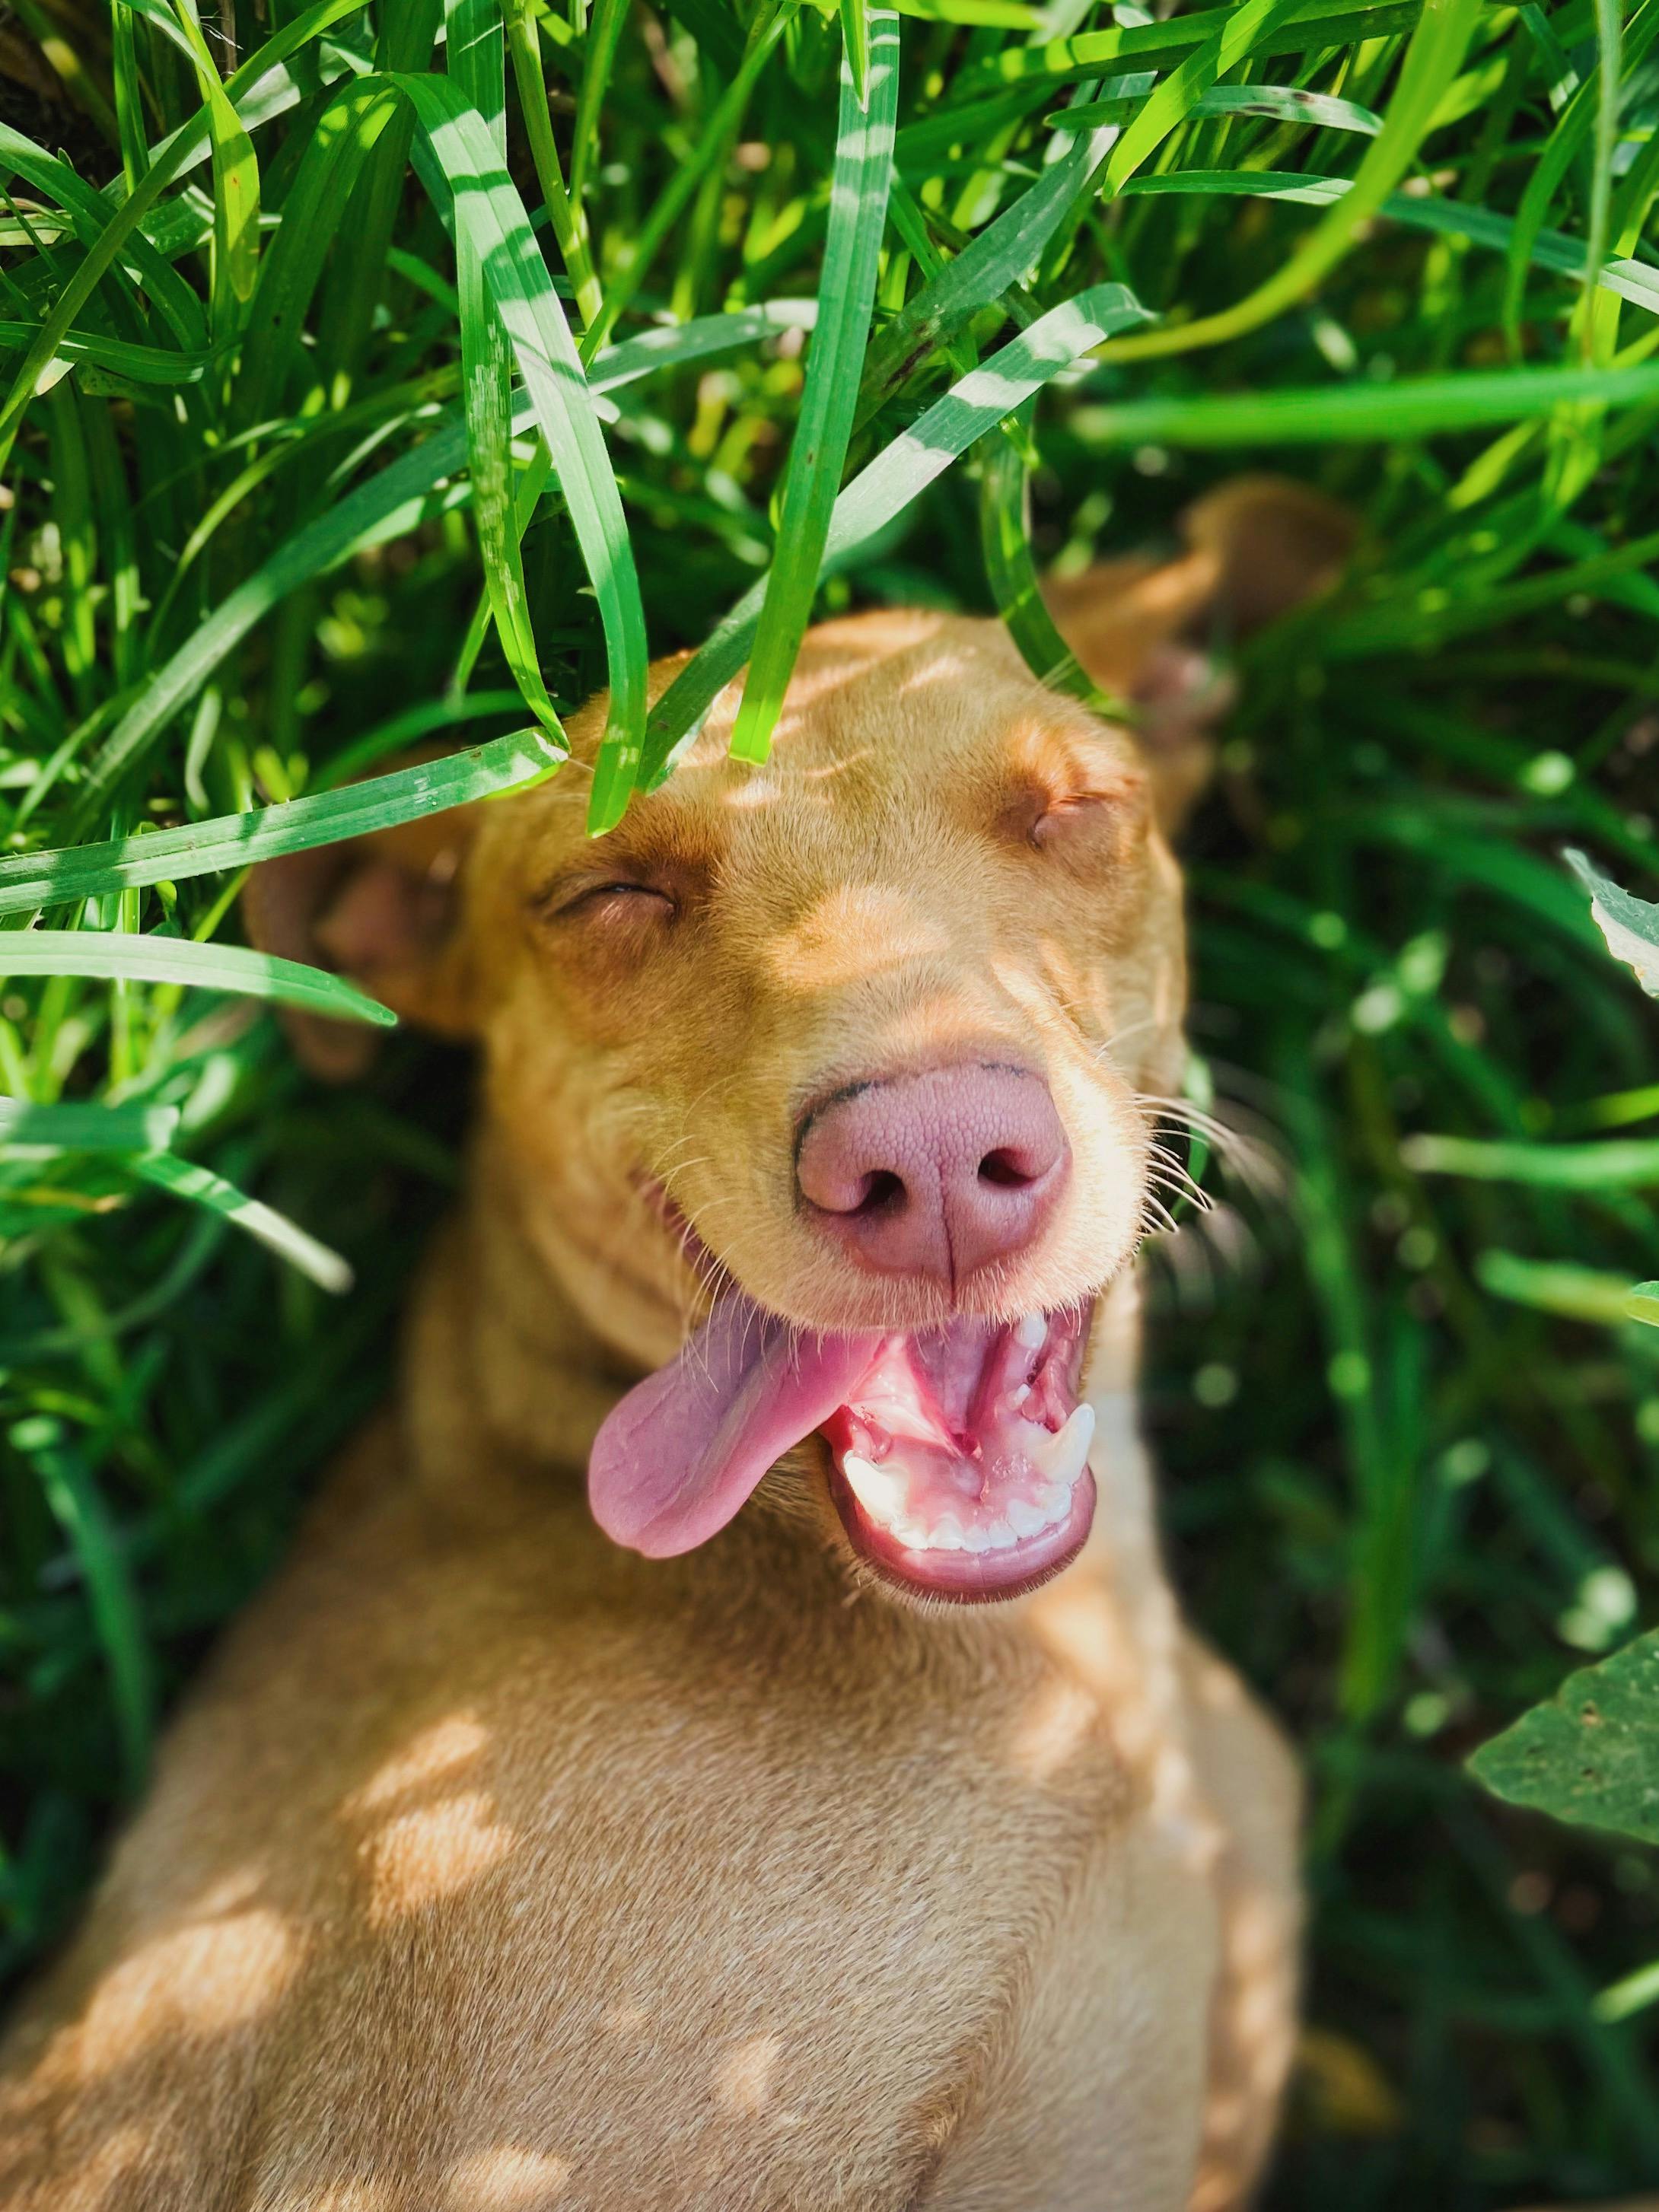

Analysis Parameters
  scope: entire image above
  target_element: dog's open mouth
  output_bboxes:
[587,1295,1096,1603]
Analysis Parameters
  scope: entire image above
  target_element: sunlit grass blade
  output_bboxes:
[842,0,871,107]
[857,121,1116,425]
[0,934,396,1027]
[1056,81,1383,135]
[0,0,369,470]
[1067,361,1659,450]
[0,729,554,918]
[0,1100,181,1152]
[1403,1134,1659,1190]
[130,1151,355,1293]
[1117,170,1659,317]
[1101,0,1309,195]
[173,0,263,325]
[1098,0,1485,368]
[1503,0,1658,349]
[963,0,1424,88]
[728,9,900,765]
[444,0,567,755]
[396,72,645,829]
[979,414,1125,712]
[646,281,1151,777]
[65,307,814,828]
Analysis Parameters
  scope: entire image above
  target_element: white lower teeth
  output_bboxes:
[843,1398,1092,1558]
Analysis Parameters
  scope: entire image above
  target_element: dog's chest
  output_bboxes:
[233,1545,1145,2208]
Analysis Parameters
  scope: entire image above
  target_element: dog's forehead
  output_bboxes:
[498,610,1127,886]
[645,615,1110,838]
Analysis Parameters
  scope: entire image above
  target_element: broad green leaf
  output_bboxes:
[729,9,900,765]
[1565,847,1659,996]
[0,932,396,1026]
[1470,1630,1659,1845]
[0,1100,180,1152]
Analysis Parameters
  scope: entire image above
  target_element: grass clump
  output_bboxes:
[2,2,1658,2201]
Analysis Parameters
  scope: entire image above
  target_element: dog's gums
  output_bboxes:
[588,1289,1097,1603]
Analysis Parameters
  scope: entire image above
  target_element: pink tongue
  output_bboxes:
[587,1297,883,1558]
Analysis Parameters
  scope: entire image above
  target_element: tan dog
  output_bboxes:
[0,481,1353,2212]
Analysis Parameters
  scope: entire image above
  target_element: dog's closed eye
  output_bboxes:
[534,879,679,931]
[1001,778,1148,863]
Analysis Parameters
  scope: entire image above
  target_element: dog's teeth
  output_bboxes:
[1036,1480,1073,1519]
[926,1515,966,1551]
[1011,1383,1033,1412]
[1014,1310,1046,1350]
[984,1518,1017,1551]
[963,1524,992,1554]
[1005,1497,1047,1539]
[842,1452,908,1526]
[1028,1403,1095,1488]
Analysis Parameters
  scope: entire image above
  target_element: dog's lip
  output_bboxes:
[830,1462,1097,1604]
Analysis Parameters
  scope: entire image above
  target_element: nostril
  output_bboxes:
[852,1169,906,1216]
[977,1148,1036,1189]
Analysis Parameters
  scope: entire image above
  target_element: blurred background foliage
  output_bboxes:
[1,0,1657,2203]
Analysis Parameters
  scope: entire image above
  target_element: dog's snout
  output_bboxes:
[795,1063,1070,1287]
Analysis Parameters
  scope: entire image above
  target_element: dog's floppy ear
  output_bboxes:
[1043,474,1357,833]
[243,793,480,1081]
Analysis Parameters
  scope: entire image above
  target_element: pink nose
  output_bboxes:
[795,1062,1070,1288]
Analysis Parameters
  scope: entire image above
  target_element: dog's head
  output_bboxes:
[250,478,1351,1604]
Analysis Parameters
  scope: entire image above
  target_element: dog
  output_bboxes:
[0,479,1355,2211]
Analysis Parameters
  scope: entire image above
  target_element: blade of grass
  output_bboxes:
[0,729,556,918]
[1097,0,1486,369]
[0,0,370,472]
[396,71,646,828]
[728,8,900,764]
[0,1101,181,1151]
[129,1151,355,1293]
[645,279,1152,777]
[0,934,396,1027]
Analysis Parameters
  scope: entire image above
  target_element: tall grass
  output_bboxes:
[2,1,1657,2200]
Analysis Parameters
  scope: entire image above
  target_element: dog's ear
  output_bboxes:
[243,796,480,1081]
[1043,475,1357,833]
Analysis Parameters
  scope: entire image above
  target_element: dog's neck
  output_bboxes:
[400,1138,632,1513]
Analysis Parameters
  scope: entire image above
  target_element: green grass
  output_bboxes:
[2,1,1659,2201]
